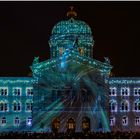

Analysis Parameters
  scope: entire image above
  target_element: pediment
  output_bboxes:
[31,50,112,77]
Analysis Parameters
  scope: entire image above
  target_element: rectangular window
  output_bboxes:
[0,102,8,112]
[26,117,32,126]
[121,87,130,96]
[13,102,21,112]
[1,117,6,126]
[122,116,128,126]
[26,87,33,96]
[110,117,115,126]
[26,103,33,112]
[135,117,140,126]
[134,88,140,96]
[4,103,8,111]
[109,87,117,96]
[0,87,8,96]
[13,88,21,96]
[14,117,20,126]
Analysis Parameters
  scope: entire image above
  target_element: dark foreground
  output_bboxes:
[0,131,140,139]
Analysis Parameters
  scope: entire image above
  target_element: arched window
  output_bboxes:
[0,101,4,111]
[109,100,117,112]
[0,101,8,112]
[134,100,140,112]
[4,102,8,111]
[14,117,20,126]
[59,47,65,55]
[67,118,76,133]
[51,117,60,133]
[13,101,21,112]
[1,117,6,126]
[82,117,90,131]
[78,47,84,55]
[26,100,33,112]
[121,100,129,112]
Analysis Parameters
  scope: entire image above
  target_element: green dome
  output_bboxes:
[52,18,92,35]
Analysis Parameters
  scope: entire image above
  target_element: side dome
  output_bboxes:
[49,18,94,58]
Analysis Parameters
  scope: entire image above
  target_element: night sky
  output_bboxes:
[0,1,140,77]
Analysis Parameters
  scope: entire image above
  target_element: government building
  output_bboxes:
[0,7,140,133]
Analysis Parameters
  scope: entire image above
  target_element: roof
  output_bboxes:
[51,18,92,35]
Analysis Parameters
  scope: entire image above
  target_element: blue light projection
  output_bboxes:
[0,9,113,133]
[30,14,113,132]
[31,51,111,132]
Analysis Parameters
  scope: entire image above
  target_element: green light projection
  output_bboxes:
[49,18,94,58]
[30,16,113,132]
[31,46,111,132]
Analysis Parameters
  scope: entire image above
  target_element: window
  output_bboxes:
[13,88,21,96]
[110,116,115,126]
[78,47,84,55]
[26,117,32,126]
[134,100,140,112]
[109,87,117,96]
[121,100,129,112]
[122,116,128,126]
[134,88,140,96]
[14,117,20,126]
[1,117,6,126]
[0,87,8,96]
[82,117,90,130]
[59,47,64,55]
[0,102,4,111]
[0,101,8,112]
[13,101,21,112]
[135,116,140,126]
[121,87,130,96]
[26,87,33,96]
[26,101,33,112]
[109,100,117,112]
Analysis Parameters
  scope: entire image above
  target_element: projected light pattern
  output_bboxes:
[0,10,114,133]
[30,13,113,132]
[0,77,33,132]
[31,41,111,132]
[49,18,94,58]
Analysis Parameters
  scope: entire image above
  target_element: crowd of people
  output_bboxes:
[0,131,140,139]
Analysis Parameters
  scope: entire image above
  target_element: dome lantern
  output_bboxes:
[67,6,77,18]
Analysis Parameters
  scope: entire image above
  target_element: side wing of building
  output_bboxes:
[0,77,33,132]
[108,77,140,132]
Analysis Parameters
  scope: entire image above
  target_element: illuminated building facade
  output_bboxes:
[0,8,139,132]
[109,77,140,132]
